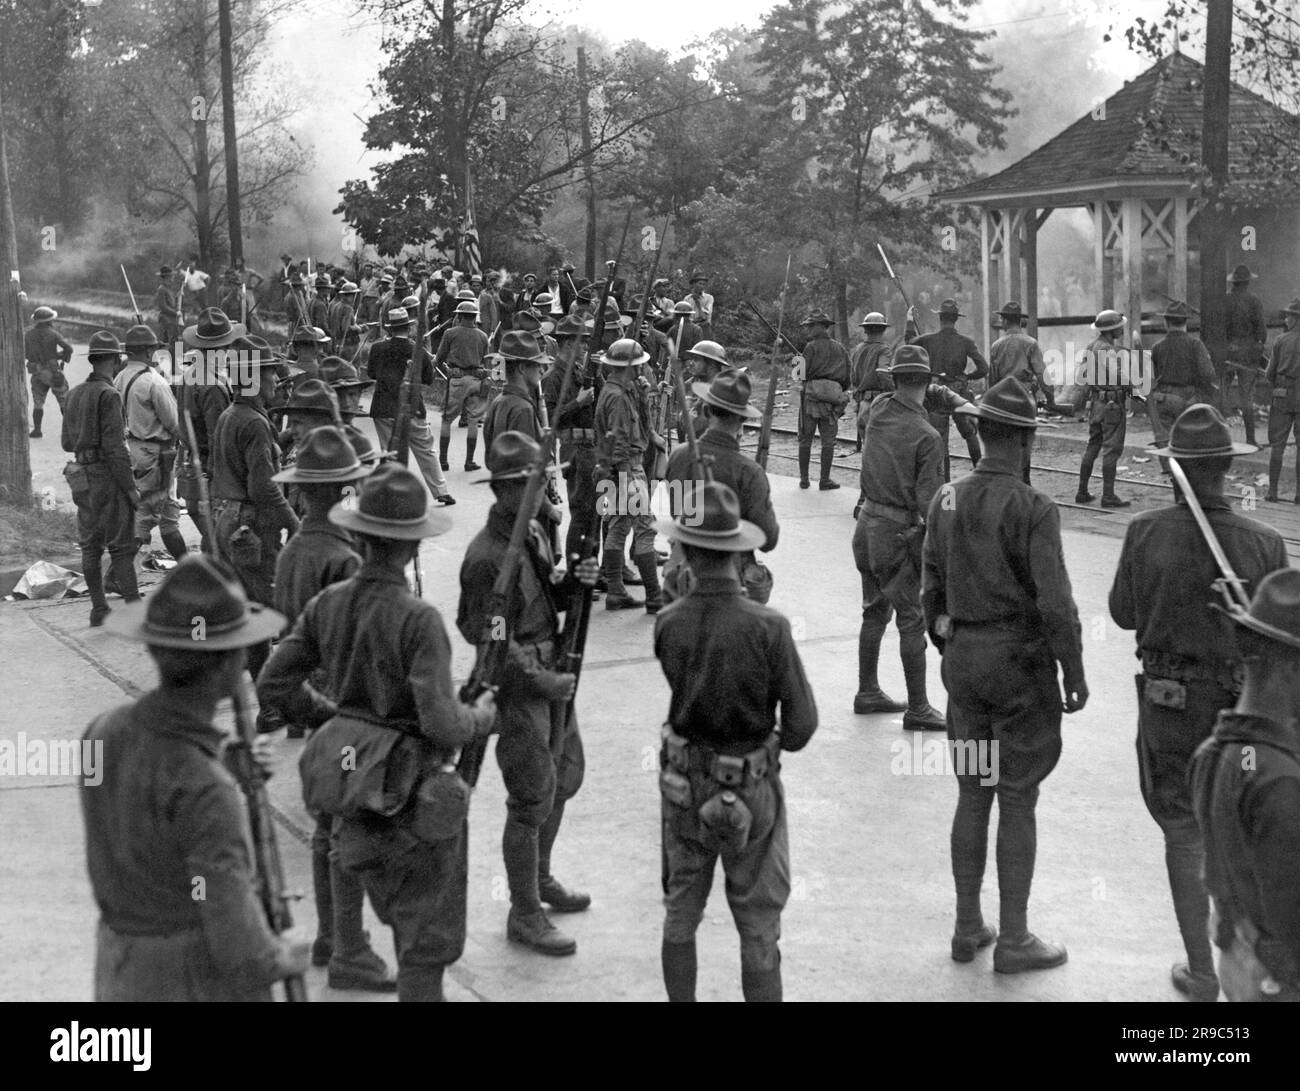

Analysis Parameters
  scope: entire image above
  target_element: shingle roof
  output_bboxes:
[939,53,1298,206]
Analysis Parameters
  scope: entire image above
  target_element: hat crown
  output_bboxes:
[1168,404,1237,455]
[499,329,547,361]
[553,314,590,339]
[705,369,754,411]
[672,300,695,315]
[861,312,888,326]
[124,324,160,349]
[197,308,232,339]
[802,308,833,325]
[890,344,931,374]
[285,378,340,416]
[293,426,364,476]
[1094,309,1126,331]
[1163,300,1191,319]
[355,464,429,524]
[1230,263,1254,281]
[487,430,542,479]
[1242,569,1300,645]
[686,340,727,366]
[937,298,961,315]
[386,307,411,326]
[145,555,249,639]
[686,482,742,536]
[605,338,645,363]
[999,300,1023,316]
[319,356,360,385]
[88,330,123,356]
[454,300,479,315]
[981,376,1039,423]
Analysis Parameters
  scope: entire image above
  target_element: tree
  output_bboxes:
[750,0,1013,340]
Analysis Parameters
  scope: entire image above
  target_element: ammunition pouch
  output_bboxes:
[1140,649,1243,695]
[228,524,263,566]
[660,725,779,790]
[62,461,90,504]
[737,551,773,605]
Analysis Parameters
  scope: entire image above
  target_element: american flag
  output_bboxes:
[461,169,482,276]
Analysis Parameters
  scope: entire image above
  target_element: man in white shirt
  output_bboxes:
[689,272,714,339]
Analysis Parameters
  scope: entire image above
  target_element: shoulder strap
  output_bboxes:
[122,366,148,410]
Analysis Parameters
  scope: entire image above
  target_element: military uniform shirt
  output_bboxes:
[859,393,944,518]
[259,562,479,751]
[922,454,1084,683]
[115,361,180,441]
[176,359,233,464]
[209,400,297,530]
[801,331,851,386]
[61,373,135,494]
[482,381,541,451]
[989,331,1044,388]
[272,514,361,625]
[1151,329,1216,392]
[595,380,648,471]
[1224,290,1266,362]
[434,324,489,372]
[1266,328,1300,387]
[851,339,894,399]
[654,577,817,755]
[367,337,434,420]
[542,364,595,431]
[910,326,988,384]
[1108,498,1287,665]
[154,283,179,320]
[81,689,283,988]
[24,324,73,367]
[665,430,779,550]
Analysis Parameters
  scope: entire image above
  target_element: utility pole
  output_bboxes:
[217,0,243,266]
[1199,0,1232,387]
[0,72,33,505]
[577,45,596,281]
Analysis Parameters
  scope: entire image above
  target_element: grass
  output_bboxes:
[0,501,80,565]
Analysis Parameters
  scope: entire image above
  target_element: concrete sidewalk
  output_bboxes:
[1,458,1219,1002]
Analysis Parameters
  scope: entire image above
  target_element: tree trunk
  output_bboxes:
[193,0,214,289]
[578,46,596,280]
[217,0,242,266]
[0,76,33,506]
[1199,0,1232,377]
[441,0,467,269]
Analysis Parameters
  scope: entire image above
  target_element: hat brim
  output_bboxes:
[327,377,376,389]
[272,462,372,484]
[933,309,965,318]
[690,381,762,419]
[328,504,452,540]
[654,516,767,552]
[472,460,570,484]
[860,320,890,327]
[954,402,1057,429]
[1281,307,1300,317]
[502,354,555,367]
[182,322,247,348]
[1209,601,1300,650]
[600,348,651,367]
[882,364,932,377]
[1092,318,1127,332]
[1151,442,1258,459]
[33,311,58,323]
[105,599,286,649]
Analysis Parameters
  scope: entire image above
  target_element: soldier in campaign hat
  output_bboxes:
[906,298,988,481]
[852,345,946,728]
[542,314,600,571]
[154,265,182,358]
[923,377,1087,975]
[62,332,140,626]
[434,299,491,471]
[1190,568,1300,1002]
[289,325,330,381]
[259,464,497,1001]
[797,308,851,490]
[1110,403,1287,1001]
[654,481,817,1001]
[1148,300,1218,477]
[84,555,310,1000]
[482,330,554,452]
[458,432,598,957]
[1222,263,1267,439]
[1074,309,1134,505]
[24,305,74,437]
[1263,298,1300,502]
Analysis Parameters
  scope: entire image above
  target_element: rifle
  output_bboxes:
[456,337,584,789]
[754,255,792,471]
[876,243,912,313]
[181,409,211,539]
[584,207,635,390]
[1167,458,1252,615]
[633,216,672,357]
[391,279,430,598]
[744,299,801,356]
[228,673,308,1003]
[120,265,144,326]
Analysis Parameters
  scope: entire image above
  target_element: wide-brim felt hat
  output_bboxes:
[884,344,931,376]
[1282,298,1300,317]
[282,378,341,418]
[955,376,1054,429]
[158,266,174,277]
[182,308,246,348]
[106,554,285,650]
[87,330,126,359]
[1151,404,1256,458]
[801,309,834,325]
[998,300,1025,318]
[691,369,761,419]
[498,329,552,364]
[1211,568,1300,650]
[473,430,568,483]
[273,425,372,484]
[329,464,452,540]
[1229,264,1257,283]
[319,356,374,389]
[124,324,164,350]
[934,298,965,318]
[345,425,393,464]
[386,308,412,328]
[553,314,592,339]
[1161,300,1193,320]
[655,481,766,552]
[292,325,330,344]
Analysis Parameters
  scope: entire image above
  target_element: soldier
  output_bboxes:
[320,354,376,440]
[366,307,455,507]
[851,346,946,729]
[665,369,778,605]
[85,556,310,1000]
[116,325,188,563]
[658,299,702,359]
[24,305,73,438]
[922,377,1087,973]
[595,338,662,612]
[154,266,181,358]
[1263,298,1300,503]
[458,432,600,956]
[309,273,332,331]
[435,300,491,471]
[654,482,817,1002]
[259,465,496,1001]
[796,308,851,491]
[1074,309,1133,506]
[289,326,330,380]
[1189,568,1300,1003]
[62,332,141,627]
[478,271,501,341]
[327,281,359,346]
[907,298,988,481]
[209,334,300,682]
[543,315,600,570]
[987,301,1047,394]
[677,341,730,440]
[265,426,395,992]
[482,330,552,450]
[357,265,381,326]
[1109,403,1286,1002]
[278,379,343,508]
[850,312,895,451]
[1222,263,1267,442]
[688,272,714,340]
[1148,300,1218,477]
[283,271,309,338]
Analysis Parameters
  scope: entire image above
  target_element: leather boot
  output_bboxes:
[537,798,591,912]
[993,933,1068,974]
[397,964,446,1002]
[900,639,945,730]
[1075,470,1094,504]
[464,434,479,471]
[507,908,577,956]
[1100,469,1130,508]
[797,444,811,488]
[109,553,141,603]
[603,549,640,610]
[622,559,643,585]
[30,409,43,439]
[83,559,110,627]
[662,939,697,1002]
[818,442,839,489]
[161,527,189,562]
[439,434,451,471]
[1171,962,1219,1002]
[854,606,905,713]
[635,552,662,614]
[740,945,782,1002]
[951,924,997,963]
[1242,406,1256,446]
[311,844,334,966]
